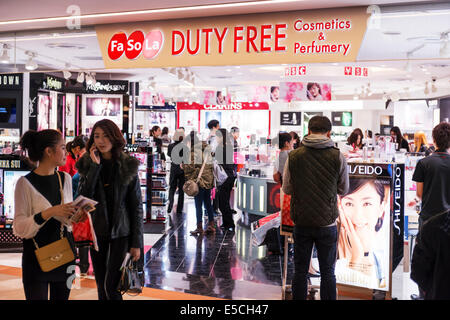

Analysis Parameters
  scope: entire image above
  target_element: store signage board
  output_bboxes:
[40,75,65,92]
[96,7,369,68]
[344,66,369,77]
[284,66,307,77]
[177,102,269,110]
[84,80,129,94]
[0,74,22,90]
[0,159,22,169]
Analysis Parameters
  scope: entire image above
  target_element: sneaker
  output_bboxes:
[410,294,424,300]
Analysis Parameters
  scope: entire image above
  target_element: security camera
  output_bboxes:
[431,77,437,82]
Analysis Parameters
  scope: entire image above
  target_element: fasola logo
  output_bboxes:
[108,30,164,61]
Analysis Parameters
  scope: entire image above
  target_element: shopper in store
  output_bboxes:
[58,135,92,277]
[161,126,171,144]
[215,129,237,233]
[282,116,349,300]
[413,131,435,156]
[230,127,240,153]
[273,132,294,184]
[410,121,450,300]
[336,179,390,289]
[150,125,166,162]
[59,135,87,177]
[76,119,144,300]
[390,126,410,152]
[207,119,220,153]
[183,131,215,236]
[346,128,364,151]
[410,208,450,300]
[13,129,84,300]
[289,131,301,149]
[167,129,186,215]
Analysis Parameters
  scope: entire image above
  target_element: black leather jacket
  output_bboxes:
[75,152,143,248]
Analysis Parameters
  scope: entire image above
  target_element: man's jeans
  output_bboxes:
[293,224,338,300]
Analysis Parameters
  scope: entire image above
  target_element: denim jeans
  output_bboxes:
[293,224,338,300]
[194,188,215,224]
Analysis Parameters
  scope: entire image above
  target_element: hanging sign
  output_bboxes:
[96,7,369,68]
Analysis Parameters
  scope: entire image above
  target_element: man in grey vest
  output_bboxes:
[282,116,349,300]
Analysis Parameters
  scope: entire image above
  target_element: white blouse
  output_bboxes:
[13,172,74,239]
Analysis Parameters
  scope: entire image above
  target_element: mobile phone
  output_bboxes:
[92,143,100,157]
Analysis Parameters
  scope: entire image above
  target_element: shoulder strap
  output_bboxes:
[56,171,64,205]
[196,153,209,184]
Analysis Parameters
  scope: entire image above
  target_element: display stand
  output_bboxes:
[0,154,33,252]
[280,161,405,300]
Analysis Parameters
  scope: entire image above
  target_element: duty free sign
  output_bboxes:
[97,6,369,68]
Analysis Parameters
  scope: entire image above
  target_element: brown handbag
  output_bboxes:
[33,171,75,272]
[182,153,209,197]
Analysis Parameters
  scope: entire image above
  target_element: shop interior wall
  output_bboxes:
[440,98,450,123]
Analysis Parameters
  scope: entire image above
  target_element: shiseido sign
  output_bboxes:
[84,80,129,94]
[348,164,383,176]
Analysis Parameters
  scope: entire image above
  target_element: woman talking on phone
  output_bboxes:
[13,129,84,300]
[76,119,143,300]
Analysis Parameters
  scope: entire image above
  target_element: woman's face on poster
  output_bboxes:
[271,87,279,101]
[309,84,320,97]
[339,182,385,253]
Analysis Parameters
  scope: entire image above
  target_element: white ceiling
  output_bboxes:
[0,0,449,100]
[0,0,428,32]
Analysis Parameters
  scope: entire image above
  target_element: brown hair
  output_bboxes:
[87,119,125,160]
[432,122,450,151]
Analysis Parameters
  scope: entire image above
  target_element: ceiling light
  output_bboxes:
[85,73,93,85]
[177,68,184,80]
[431,81,437,93]
[63,70,71,79]
[424,81,429,95]
[77,72,84,83]
[0,43,11,64]
[353,89,358,100]
[440,32,450,58]
[24,51,38,70]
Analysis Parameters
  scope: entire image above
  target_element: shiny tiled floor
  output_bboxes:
[143,197,286,300]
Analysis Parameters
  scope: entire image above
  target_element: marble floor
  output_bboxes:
[143,195,421,300]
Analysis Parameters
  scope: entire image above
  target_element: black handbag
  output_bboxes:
[117,258,144,296]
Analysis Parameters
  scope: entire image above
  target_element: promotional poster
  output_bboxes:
[139,91,165,106]
[303,111,323,136]
[280,112,302,126]
[332,111,353,127]
[82,95,123,135]
[65,93,76,137]
[279,82,332,102]
[37,94,50,131]
[335,163,403,292]
[3,171,29,219]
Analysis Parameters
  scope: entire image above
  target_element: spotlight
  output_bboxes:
[0,43,11,64]
[63,70,71,80]
[85,73,94,85]
[24,51,38,71]
[431,78,437,93]
[77,72,85,83]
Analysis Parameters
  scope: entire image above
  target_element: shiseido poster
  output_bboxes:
[37,93,50,131]
[279,82,332,102]
[335,164,392,291]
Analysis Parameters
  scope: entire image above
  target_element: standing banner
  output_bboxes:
[96,7,369,68]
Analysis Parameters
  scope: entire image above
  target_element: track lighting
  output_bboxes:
[24,51,38,70]
[431,78,437,93]
[85,72,94,85]
[0,43,11,64]
[76,72,84,83]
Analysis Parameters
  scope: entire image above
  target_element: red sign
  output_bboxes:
[108,30,164,61]
[177,102,269,110]
[344,66,368,77]
[285,66,307,76]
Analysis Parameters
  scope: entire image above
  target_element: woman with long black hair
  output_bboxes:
[76,119,143,300]
[14,129,81,300]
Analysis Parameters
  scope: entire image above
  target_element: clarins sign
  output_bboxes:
[96,7,369,68]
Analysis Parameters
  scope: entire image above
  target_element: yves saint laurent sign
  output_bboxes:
[42,76,64,91]
[84,80,129,94]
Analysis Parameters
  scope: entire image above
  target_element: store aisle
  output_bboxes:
[143,197,287,300]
